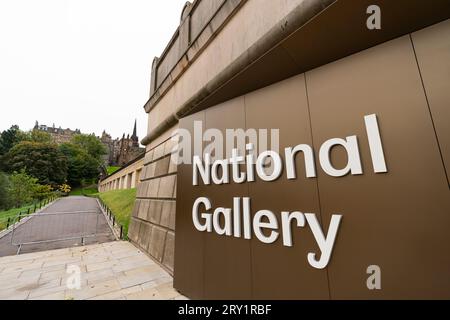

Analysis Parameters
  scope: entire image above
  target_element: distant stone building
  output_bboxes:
[99,131,120,166]
[34,120,144,167]
[33,122,81,144]
[115,121,144,166]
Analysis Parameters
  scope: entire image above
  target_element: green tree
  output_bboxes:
[71,134,107,161]
[59,143,99,187]
[4,141,68,185]
[0,125,27,156]
[0,125,28,172]
[0,125,19,156]
[8,170,38,207]
[0,172,10,210]
[27,129,52,143]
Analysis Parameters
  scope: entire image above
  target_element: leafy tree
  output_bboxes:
[27,129,52,143]
[71,134,107,161]
[8,170,38,207]
[0,125,29,172]
[4,141,68,185]
[0,127,52,151]
[59,143,99,187]
[0,125,27,156]
[0,172,10,210]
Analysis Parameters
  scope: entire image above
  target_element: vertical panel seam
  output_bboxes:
[243,94,254,299]
[409,34,450,187]
[303,72,332,300]
[202,111,207,299]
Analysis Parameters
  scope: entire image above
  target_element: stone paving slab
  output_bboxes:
[0,241,187,300]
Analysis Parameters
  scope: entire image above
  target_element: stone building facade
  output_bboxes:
[98,133,177,274]
[127,0,450,299]
[34,122,81,144]
[127,137,177,274]
[99,131,119,166]
[115,121,145,166]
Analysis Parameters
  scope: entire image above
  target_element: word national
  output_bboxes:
[192,114,387,185]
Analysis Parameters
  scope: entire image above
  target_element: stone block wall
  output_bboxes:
[127,136,177,274]
[98,155,144,192]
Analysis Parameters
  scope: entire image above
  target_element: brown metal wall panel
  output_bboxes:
[306,35,450,299]
[174,22,450,299]
[244,74,330,299]
[173,111,206,299]
[411,19,450,185]
[202,97,252,299]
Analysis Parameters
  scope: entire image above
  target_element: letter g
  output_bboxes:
[192,197,212,232]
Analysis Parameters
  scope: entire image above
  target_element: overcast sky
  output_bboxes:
[0,0,187,143]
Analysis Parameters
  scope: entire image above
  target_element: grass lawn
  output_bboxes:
[70,187,98,196]
[0,203,38,231]
[96,188,136,239]
[106,166,121,175]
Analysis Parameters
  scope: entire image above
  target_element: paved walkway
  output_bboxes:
[0,196,115,257]
[0,241,186,300]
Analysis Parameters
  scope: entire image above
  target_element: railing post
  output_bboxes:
[112,215,115,226]
[18,214,22,222]
[6,217,10,229]
[120,225,123,240]
[27,208,30,215]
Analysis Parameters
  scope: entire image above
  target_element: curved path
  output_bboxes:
[0,196,115,257]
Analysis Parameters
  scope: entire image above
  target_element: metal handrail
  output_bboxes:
[95,196,125,240]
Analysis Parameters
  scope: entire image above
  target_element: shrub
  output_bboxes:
[0,172,10,210]
[8,170,39,208]
[33,184,53,201]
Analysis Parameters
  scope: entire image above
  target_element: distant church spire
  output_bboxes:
[131,119,138,141]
